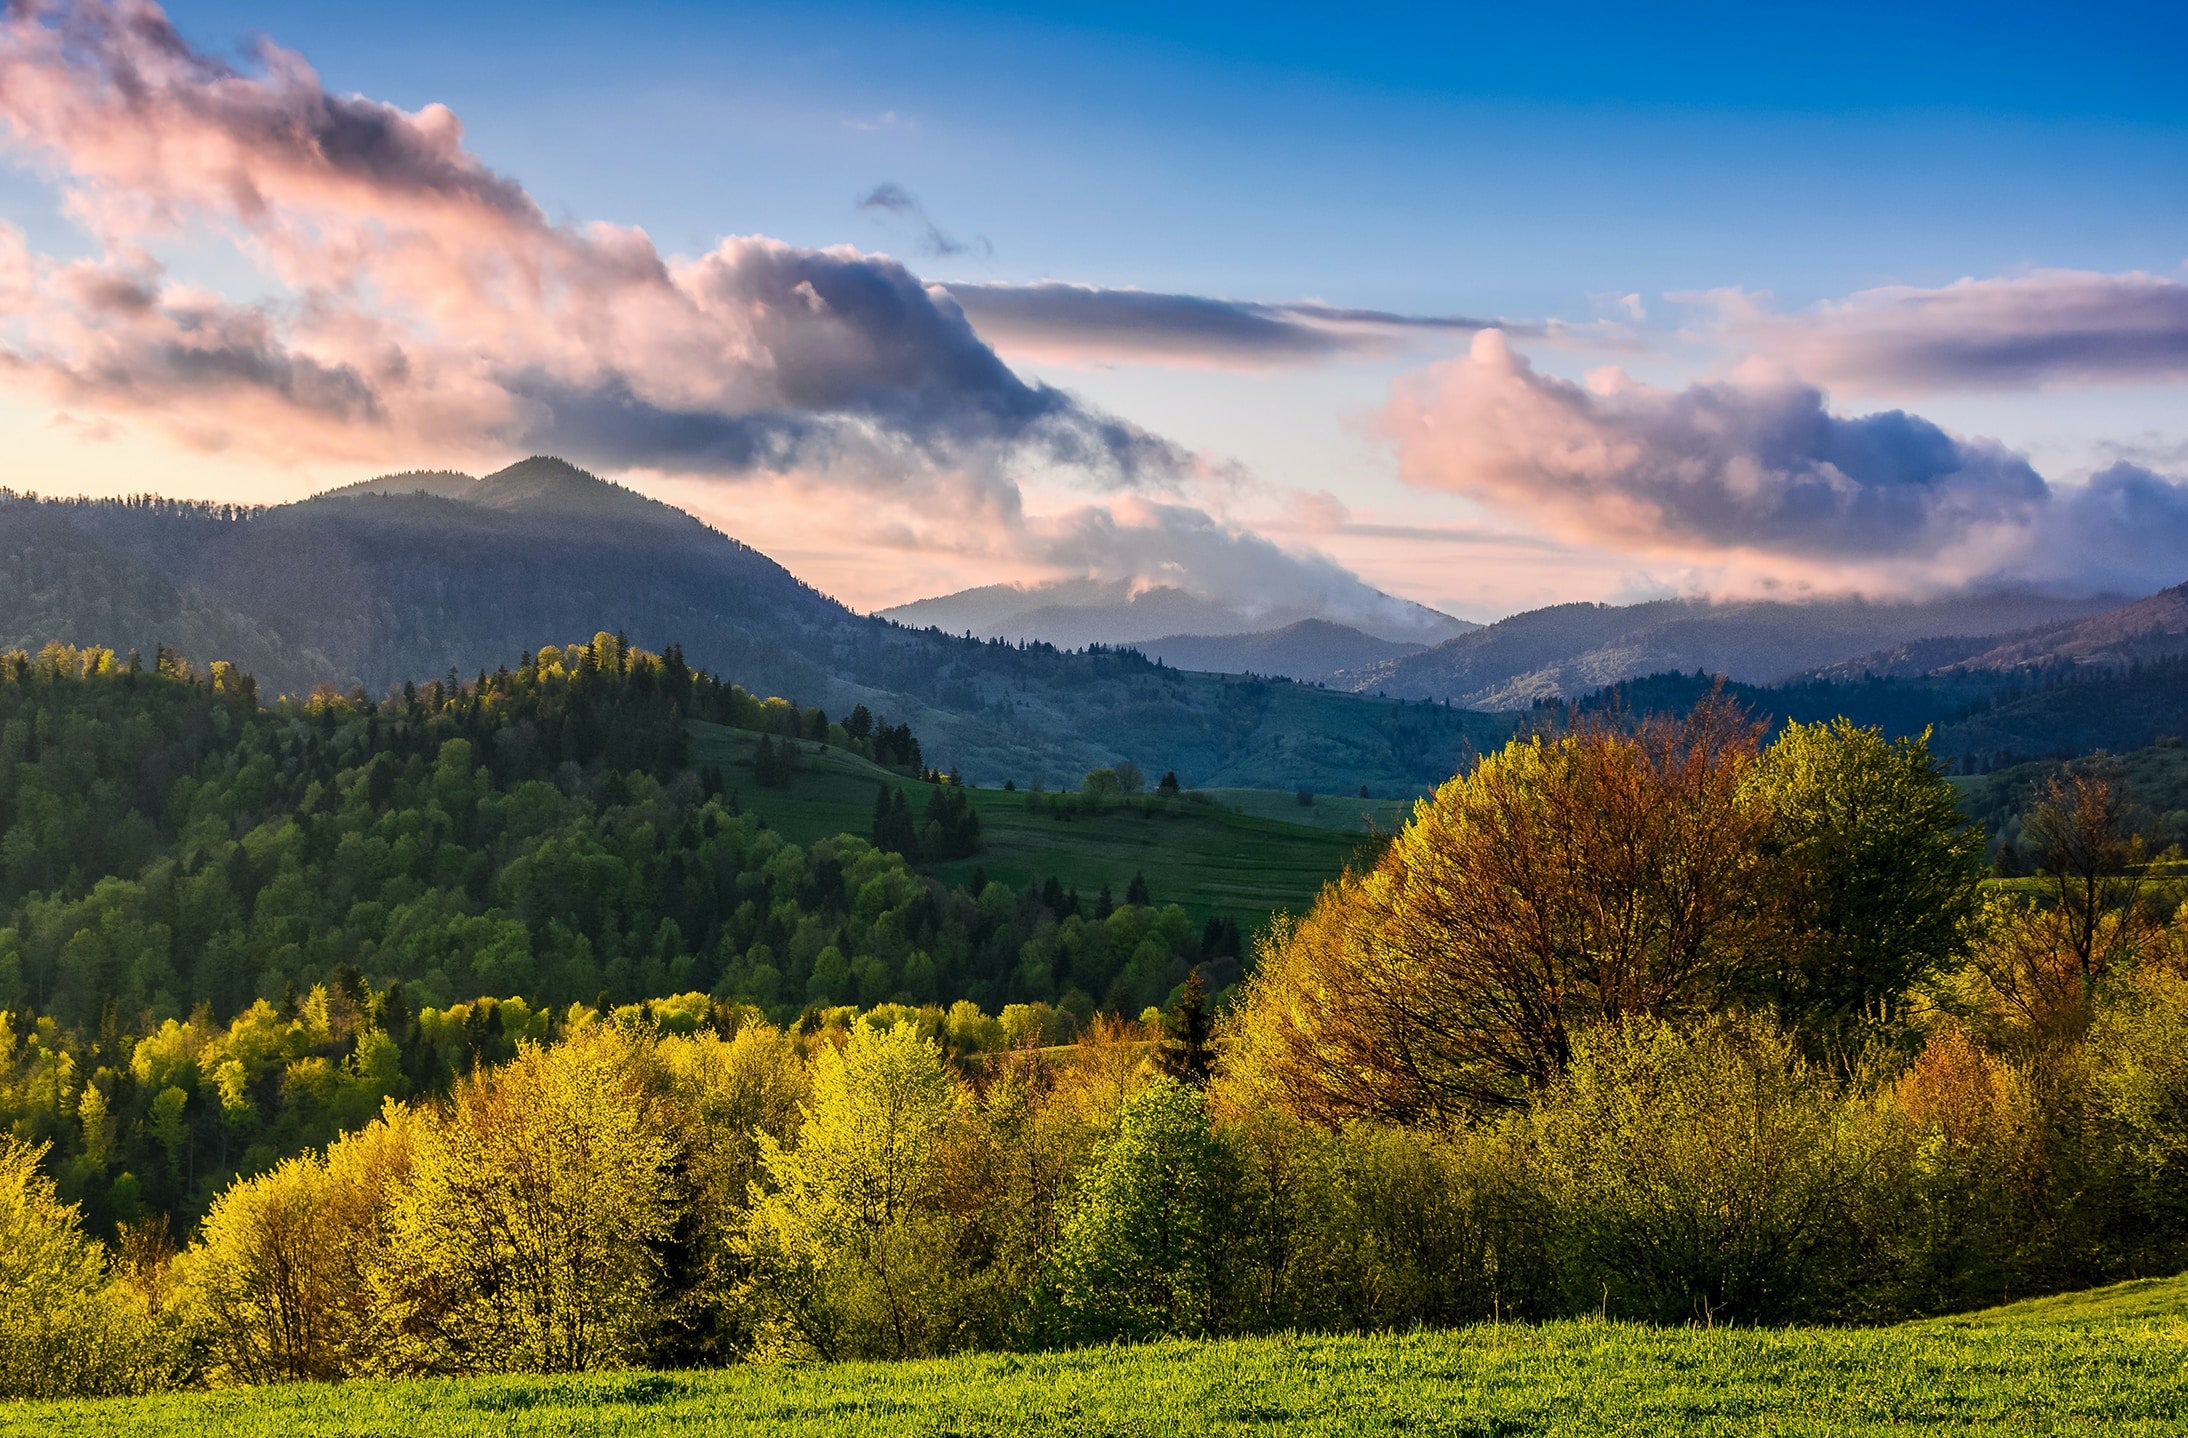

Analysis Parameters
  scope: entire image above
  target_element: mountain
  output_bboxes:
[1337,591,2134,709]
[0,459,1510,792]
[1941,582,2188,673]
[1136,620,1424,683]
[882,577,1476,649]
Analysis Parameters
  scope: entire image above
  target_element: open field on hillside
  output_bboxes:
[1203,785,1416,833]
[14,1277,2185,1438]
[689,723,1378,924]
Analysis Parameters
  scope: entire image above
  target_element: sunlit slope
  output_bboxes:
[686,723,1378,926]
[1937,1273,2188,1326]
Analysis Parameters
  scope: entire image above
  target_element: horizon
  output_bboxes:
[1,1,2184,625]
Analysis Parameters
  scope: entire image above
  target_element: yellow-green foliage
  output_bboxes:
[0,1137,169,1398]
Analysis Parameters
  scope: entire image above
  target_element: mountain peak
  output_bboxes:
[311,456,688,527]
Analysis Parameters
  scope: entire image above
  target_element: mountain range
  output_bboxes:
[880,577,1476,650]
[7,455,2184,790]
[0,459,1503,792]
[1332,591,2137,709]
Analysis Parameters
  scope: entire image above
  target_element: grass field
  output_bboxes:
[688,723,1378,925]
[12,1277,2184,1437]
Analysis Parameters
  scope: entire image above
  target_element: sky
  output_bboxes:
[1,0,2185,622]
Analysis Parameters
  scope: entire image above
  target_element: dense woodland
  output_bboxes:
[3,652,2186,1400]
[0,640,1232,1244]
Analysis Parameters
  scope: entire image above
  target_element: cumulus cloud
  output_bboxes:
[1382,330,2188,596]
[0,0,1182,483]
[945,281,1517,368]
[1723,269,2188,392]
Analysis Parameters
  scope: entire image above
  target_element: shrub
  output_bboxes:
[1515,1017,1884,1325]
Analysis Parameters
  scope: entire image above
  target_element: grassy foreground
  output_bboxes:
[13,1280,2185,1437]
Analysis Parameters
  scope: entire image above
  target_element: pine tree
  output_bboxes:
[1155,968,1217,1087]
[1126,871,1151,907]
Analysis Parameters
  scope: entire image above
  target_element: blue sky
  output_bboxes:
[3,0,2185,619]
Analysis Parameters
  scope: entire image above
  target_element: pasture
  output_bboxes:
[13,1276,2184,1437]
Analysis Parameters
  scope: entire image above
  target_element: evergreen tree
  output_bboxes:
[1155,969,1217,1087]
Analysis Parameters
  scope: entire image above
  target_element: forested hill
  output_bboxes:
[0,459,1504,791]
[0,638,1261,1231]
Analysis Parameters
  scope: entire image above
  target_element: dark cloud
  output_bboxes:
[945,281,1518,367]
[856,182,992,260]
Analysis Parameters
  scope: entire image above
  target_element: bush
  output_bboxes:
[0,1137,171,1397]
[1514,1017,1885,1325]
[1052,1078,1231,1341]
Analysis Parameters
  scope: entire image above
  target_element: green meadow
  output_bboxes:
[687,722,1382,925]
[14,1277,2184,1438]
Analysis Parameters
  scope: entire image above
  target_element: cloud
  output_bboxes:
[1722,269,2188,392]
[1020,496,1462,640]
[1382,330,2188,596]
[856,182,991,260]
[0,0,1182,484]
[945,281,1518,368]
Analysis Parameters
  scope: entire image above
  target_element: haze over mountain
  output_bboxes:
[1336,590,2137,709]
[881,578,1476,650]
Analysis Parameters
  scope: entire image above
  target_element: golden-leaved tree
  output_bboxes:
[387,1022,675,1372]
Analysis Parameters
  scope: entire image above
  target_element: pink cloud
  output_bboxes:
[0,0,1183,483]
[1381,330,2188,597]
[1721,269,2188,393]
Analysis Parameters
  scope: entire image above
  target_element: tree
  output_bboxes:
[1156,969,1217,1087]
[1746,720,1986,1039]
[1052,1079,1231,1340]
[387,1024,674,1372]
[2023,768,2151,984]
[1113,761,1146,796]
[0,1137,163,1398]
[743,1022,968,1360]
[1972,768,2160,1040]
[1126,871,1152,907]
[1157,771,1181,798]
[1233,701,1772,1124]
[179,1109,419,1382]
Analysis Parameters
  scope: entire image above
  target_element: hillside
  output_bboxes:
[15,1289,2184,1437]
[3,460,1509,791]
[685,721,1381,929]
[881,575,1474,648]
[1945,581,2188,672]
[1344,591,2131,708]
[1135,618,1425,682]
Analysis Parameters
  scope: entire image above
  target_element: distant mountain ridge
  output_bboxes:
[1135,620,1425,683]
[883,577,1476,649]
[1337,591,2137,709]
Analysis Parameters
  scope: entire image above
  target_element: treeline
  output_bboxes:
[0,640,1227,1234]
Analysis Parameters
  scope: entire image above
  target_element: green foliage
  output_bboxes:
[744,1022,972,1360]
[1513,1017,1885,1325]
[1052,1079,1231,1342]
[1749,719,1988,1034]
[0,1136,170,1398]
